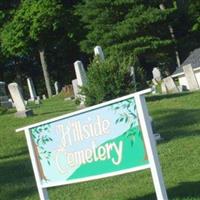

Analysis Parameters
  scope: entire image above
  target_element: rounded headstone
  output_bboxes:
[152,67,162,82]
[94,46,105,61]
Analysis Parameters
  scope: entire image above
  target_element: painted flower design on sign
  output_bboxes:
[112,99,140,145]
[31,124,53,181]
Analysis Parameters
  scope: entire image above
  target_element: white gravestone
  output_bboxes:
[152,67,162,82]
[152,78,158,86]
[163,77,179,94]
[178,85,187,92]
[161,82,167,94]
[35,99,40,105]
[183,64,199,91]
[8,83,33,117]
[0,82,12,108]
[74,61,87,86]
[42,94,47,100]
[74,61,87,103]
[27,78,37,101]
[72,79,79,99]
[54,81,59,95]
[151,85,157,94]
[94,46,105,61]
[130,66,137,91]
[8,98,15,107]
[35,96,41,105]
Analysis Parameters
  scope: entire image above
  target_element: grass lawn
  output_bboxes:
[0,92,200,200]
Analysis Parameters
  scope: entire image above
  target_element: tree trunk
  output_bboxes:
[39,48,52,97]
[159,3,181,68]
[0,67,4,80]
[14,59,24,95]
[16,64,23,87]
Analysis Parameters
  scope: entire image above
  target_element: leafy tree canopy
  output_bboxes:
[188,0,200,31]
[75,0,180,76]
[1,0,66,57]
[76,0,176,56]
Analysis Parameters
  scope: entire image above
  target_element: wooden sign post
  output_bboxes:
[16,89,168,200]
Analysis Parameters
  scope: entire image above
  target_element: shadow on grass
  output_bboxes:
[36,107,76,117]
[146,92,191,102]
[128,181,200,200]
[0,147,28,160]
[0,109,16,116]
[0,155,36,199]
[27,104,41,109]
[1,153,200,200]
[153,108,200,141]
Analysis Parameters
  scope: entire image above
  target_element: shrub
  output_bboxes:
[81,55,146,106]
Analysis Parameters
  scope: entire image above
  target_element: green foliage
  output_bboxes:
[1,0,200,97]
[0,0,21,71]
[188,0,200,31]
[31,124,53,165]
[1,0,65,57]
[0,0,20,27]
[76,0,177,75]
[113,99,137,127]
[1,17,29,56]
[0,0,69,98]
[113,99,139,146]
[81,55,146,106]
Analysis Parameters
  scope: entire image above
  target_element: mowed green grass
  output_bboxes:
[0,92,200,200]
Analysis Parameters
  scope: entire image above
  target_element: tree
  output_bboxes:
[159,1,181,67]
[81,55,146,106]
[76,0,180,77]
[172,0,200,61]
[1,0,67,97]
[188,0,200,32]
[0,0,20,80]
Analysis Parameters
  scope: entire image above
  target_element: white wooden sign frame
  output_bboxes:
[16,88,168,200]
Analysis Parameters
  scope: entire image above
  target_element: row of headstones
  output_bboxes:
[0,81,41,117]
[0,78,62,117]
[0,45,162,141]
[1,47,103,116]
[72,46,162,141]
[179,64,200,91]
[0,46,103,117]
[27,77,60,100]
[152,64,199,94]
[152,68,179,94]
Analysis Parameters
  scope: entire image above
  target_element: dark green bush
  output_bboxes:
[81,55,146,106]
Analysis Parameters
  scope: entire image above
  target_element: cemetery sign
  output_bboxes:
[16,88,168,200]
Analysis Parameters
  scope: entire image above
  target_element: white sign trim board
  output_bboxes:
[16,88,168,200]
